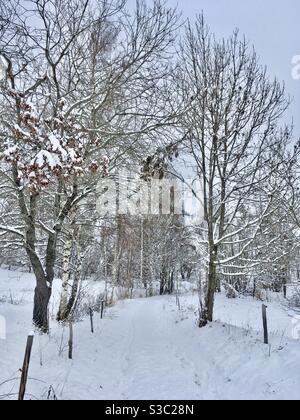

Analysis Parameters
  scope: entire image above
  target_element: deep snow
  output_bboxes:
[0,268,300,400]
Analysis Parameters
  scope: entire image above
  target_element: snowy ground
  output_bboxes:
[0,269,300,400]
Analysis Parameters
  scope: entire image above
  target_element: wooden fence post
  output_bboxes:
[68,320,73,360]
[100,300,105,319]
[176,291,181,311]
[262,304,269,345]
[18,333,34,401]
[89,307,94,333]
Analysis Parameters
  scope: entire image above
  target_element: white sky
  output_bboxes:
[128,0,300,136]
[178,0,300,136]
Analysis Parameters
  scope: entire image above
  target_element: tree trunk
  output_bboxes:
[60,243,85,321]
[160,267,167,295]
[207,256,217,320]
[199,247,217,328]
[168,271,174,294]
[33,283,51,333]
[283,281,287,299]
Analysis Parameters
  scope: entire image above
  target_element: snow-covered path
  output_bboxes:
[1,270,300,400]
[107,297,202,400]
[49,296,300,400]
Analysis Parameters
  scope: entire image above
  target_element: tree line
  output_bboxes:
[0,0,299,333]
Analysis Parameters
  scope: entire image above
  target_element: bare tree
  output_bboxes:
[175,16,291,326]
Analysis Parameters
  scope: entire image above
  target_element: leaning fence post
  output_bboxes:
[262,304,269,345]
[89,307,94,333]
[100,300,105,319]
[18,332,34,401]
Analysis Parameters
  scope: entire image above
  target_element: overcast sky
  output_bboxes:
[18,0,300,135]
[175,0,300,135]
[129,0,300,135]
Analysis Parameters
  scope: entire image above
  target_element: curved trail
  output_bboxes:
[86,295,300,401]
[111,297,201,400]
[1,269,300,400]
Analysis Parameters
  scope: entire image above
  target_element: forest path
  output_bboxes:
[110,296,203,400]
[94,294,300,401]
[1,268,299,400]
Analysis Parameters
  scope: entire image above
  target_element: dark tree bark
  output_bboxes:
[33,284,52,333]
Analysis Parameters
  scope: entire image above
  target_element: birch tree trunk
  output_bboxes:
[66,247,85,318]
[57,236,73,322]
